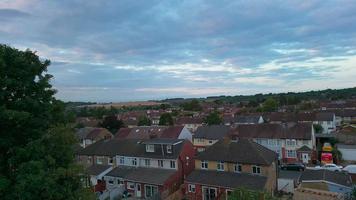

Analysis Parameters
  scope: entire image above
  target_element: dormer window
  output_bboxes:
[167,145,172,153]
[146,144,155,152]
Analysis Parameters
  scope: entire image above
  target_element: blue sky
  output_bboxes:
[1,0,356,102]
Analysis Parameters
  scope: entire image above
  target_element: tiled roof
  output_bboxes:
[266,112,334,122]
[186,170,267,190]
[86,165,112,176]
[235,115,262,124]
[299,169,352,188]
[115,128,132,139]
[233,122,313,140]
[196,139,277,165]
[160,126,184,139]
[194,125,231,140]
[106,167,176,185]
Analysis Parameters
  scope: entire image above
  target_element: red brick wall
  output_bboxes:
[184,183,228,200]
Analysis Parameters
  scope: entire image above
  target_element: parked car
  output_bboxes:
[280,163,305,171]
[342,165,356,174]
[315,163,343,172]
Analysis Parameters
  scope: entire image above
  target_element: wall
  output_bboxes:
[338,147,356,161]
[178,126,193,142]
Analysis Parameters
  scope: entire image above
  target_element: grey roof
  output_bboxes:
[106,167,176,185]
[76,127,96,140]
[297,145,312,152]
[197,139,277,165]
[142,138,184,145]
[235,115,262,124]
[299,170,352,188]
[315,112,334,121]
[186,170,267,190]
[86,165,112,176]
[194,125,231,140]
[77,138,185,159]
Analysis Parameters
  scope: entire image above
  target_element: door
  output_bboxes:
[302,153,309,163]
[135,183,141,197]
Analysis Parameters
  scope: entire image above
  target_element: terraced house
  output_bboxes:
[185,138,278,200]
[231,122,316,164]
[77,138,195,198]
[193,125,231,152]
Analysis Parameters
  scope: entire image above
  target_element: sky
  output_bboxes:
[1,0,356,102]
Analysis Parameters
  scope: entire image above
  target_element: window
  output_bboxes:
[196,138,204,143]
[201,160,208,169]
[252,165,261,174]
[158,160,164,168]
[108,157,113,165]
[96,156,103,165]
[286,139,296,146]
[145,185,158,198]
[208,140,213,144]
[234,163,242,172]
[144,159,151,167]
[132,158,137,166]
[268,139,277,146]
[167,145,172,153]
[87,156,92,164]
[188,184,196,193]
[127,182,135,190]
[170,160,176,169]
[256,138,262,144]
[287,150,297,158]
[217,161,224,171]
[146,144,155,152]
[117,179,124,185]
[108,180,114,185]
[119,156,125,165]
[302,140,309,145]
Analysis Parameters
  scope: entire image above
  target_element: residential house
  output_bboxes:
[85,165,113,192]
[76,127,113,148]
[296,170,352,199]
[77,138,195,199]
[176,116,204,132]
[193,125,231,152]
[185,139,278,200]
[231,123,316,164]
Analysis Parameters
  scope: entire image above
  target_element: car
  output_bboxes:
[342,165,356,174]
[280,163,305,171]
[315,163,343,172]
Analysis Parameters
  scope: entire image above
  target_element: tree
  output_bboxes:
[313,124,323,134]
[138,116,152,126]
[181,99,202,111]
[204,112,222,125]
[0,44,93,199]
[159,113,174,125]
[100,115,125,133]
[261,98,278,112]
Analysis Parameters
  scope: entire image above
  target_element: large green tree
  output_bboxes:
[159,113,174,125]
[204,111,222,125]
[0,45,93,199]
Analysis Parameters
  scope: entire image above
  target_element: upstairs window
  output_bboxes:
[201,160,208,169]
[96,156,103,165]
[167,145,172,153]
[234,163,242,172]
[170,160,176,169]
[132,158,137,166]
[252,165,261,174]
[119,156,125,165]
[286,139,296,147]
[158,160,164,168]
[217,161,224,171]
[146,144,155,152]
[108,157,113,165]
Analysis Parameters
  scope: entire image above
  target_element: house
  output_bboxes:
[184,139,278,200]
[193,125,231,152]
[114,126,193,142]
[266,112,336,134]
[296,170,353,199]
[231,123,316,164]
[175,116,204,132]
[76,127,113,148]
[85,165,113,192]
[235,115,264,125]
[77,138,195,199]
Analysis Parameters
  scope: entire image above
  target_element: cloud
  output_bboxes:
[1,0,356,101]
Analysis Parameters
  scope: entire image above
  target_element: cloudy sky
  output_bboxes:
[1,0,356,102]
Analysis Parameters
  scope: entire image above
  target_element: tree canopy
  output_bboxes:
[204,111,222,125]
[138,116,152,126]
[0,44,93,199]
[100,115,125,133]
[159,113,174,125]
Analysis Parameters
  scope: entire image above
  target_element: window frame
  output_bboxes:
[201,160,208,169]
[217,161,224,171]
[146,144,155,152]
[252,165,261,174]
[188,184,196,193]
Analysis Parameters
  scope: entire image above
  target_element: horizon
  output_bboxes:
[1,1,356,102]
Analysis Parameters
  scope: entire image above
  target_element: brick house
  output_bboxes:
[185,138,278,200]
[77,138,195,199]
[231,122,316,164]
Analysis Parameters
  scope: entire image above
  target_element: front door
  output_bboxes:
[302,153,309,163]
[136,183,141,197]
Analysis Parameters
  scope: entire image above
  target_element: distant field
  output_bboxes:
[77,101,161,108]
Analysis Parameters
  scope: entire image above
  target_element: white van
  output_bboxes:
[342,165,356,174]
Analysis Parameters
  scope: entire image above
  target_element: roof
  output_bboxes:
[76,127,96,140]
[186,170,267,190]
[106,167,176,185]
[197,139,277,165]
[141,138,184,145]
[299,170,352,188]
[233,122,313,140]
[126,126,167,139]
[77,138,186,159]
[160,126,184,139]
[86,128,112,140]
[86,165,112,176]
[266,112,334,122]
[115,128,132,139]
[315,112,334,121]
[298,145,312,152]
[176,116,203,125]
[194,125,231,140]
[235,115,262,124]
